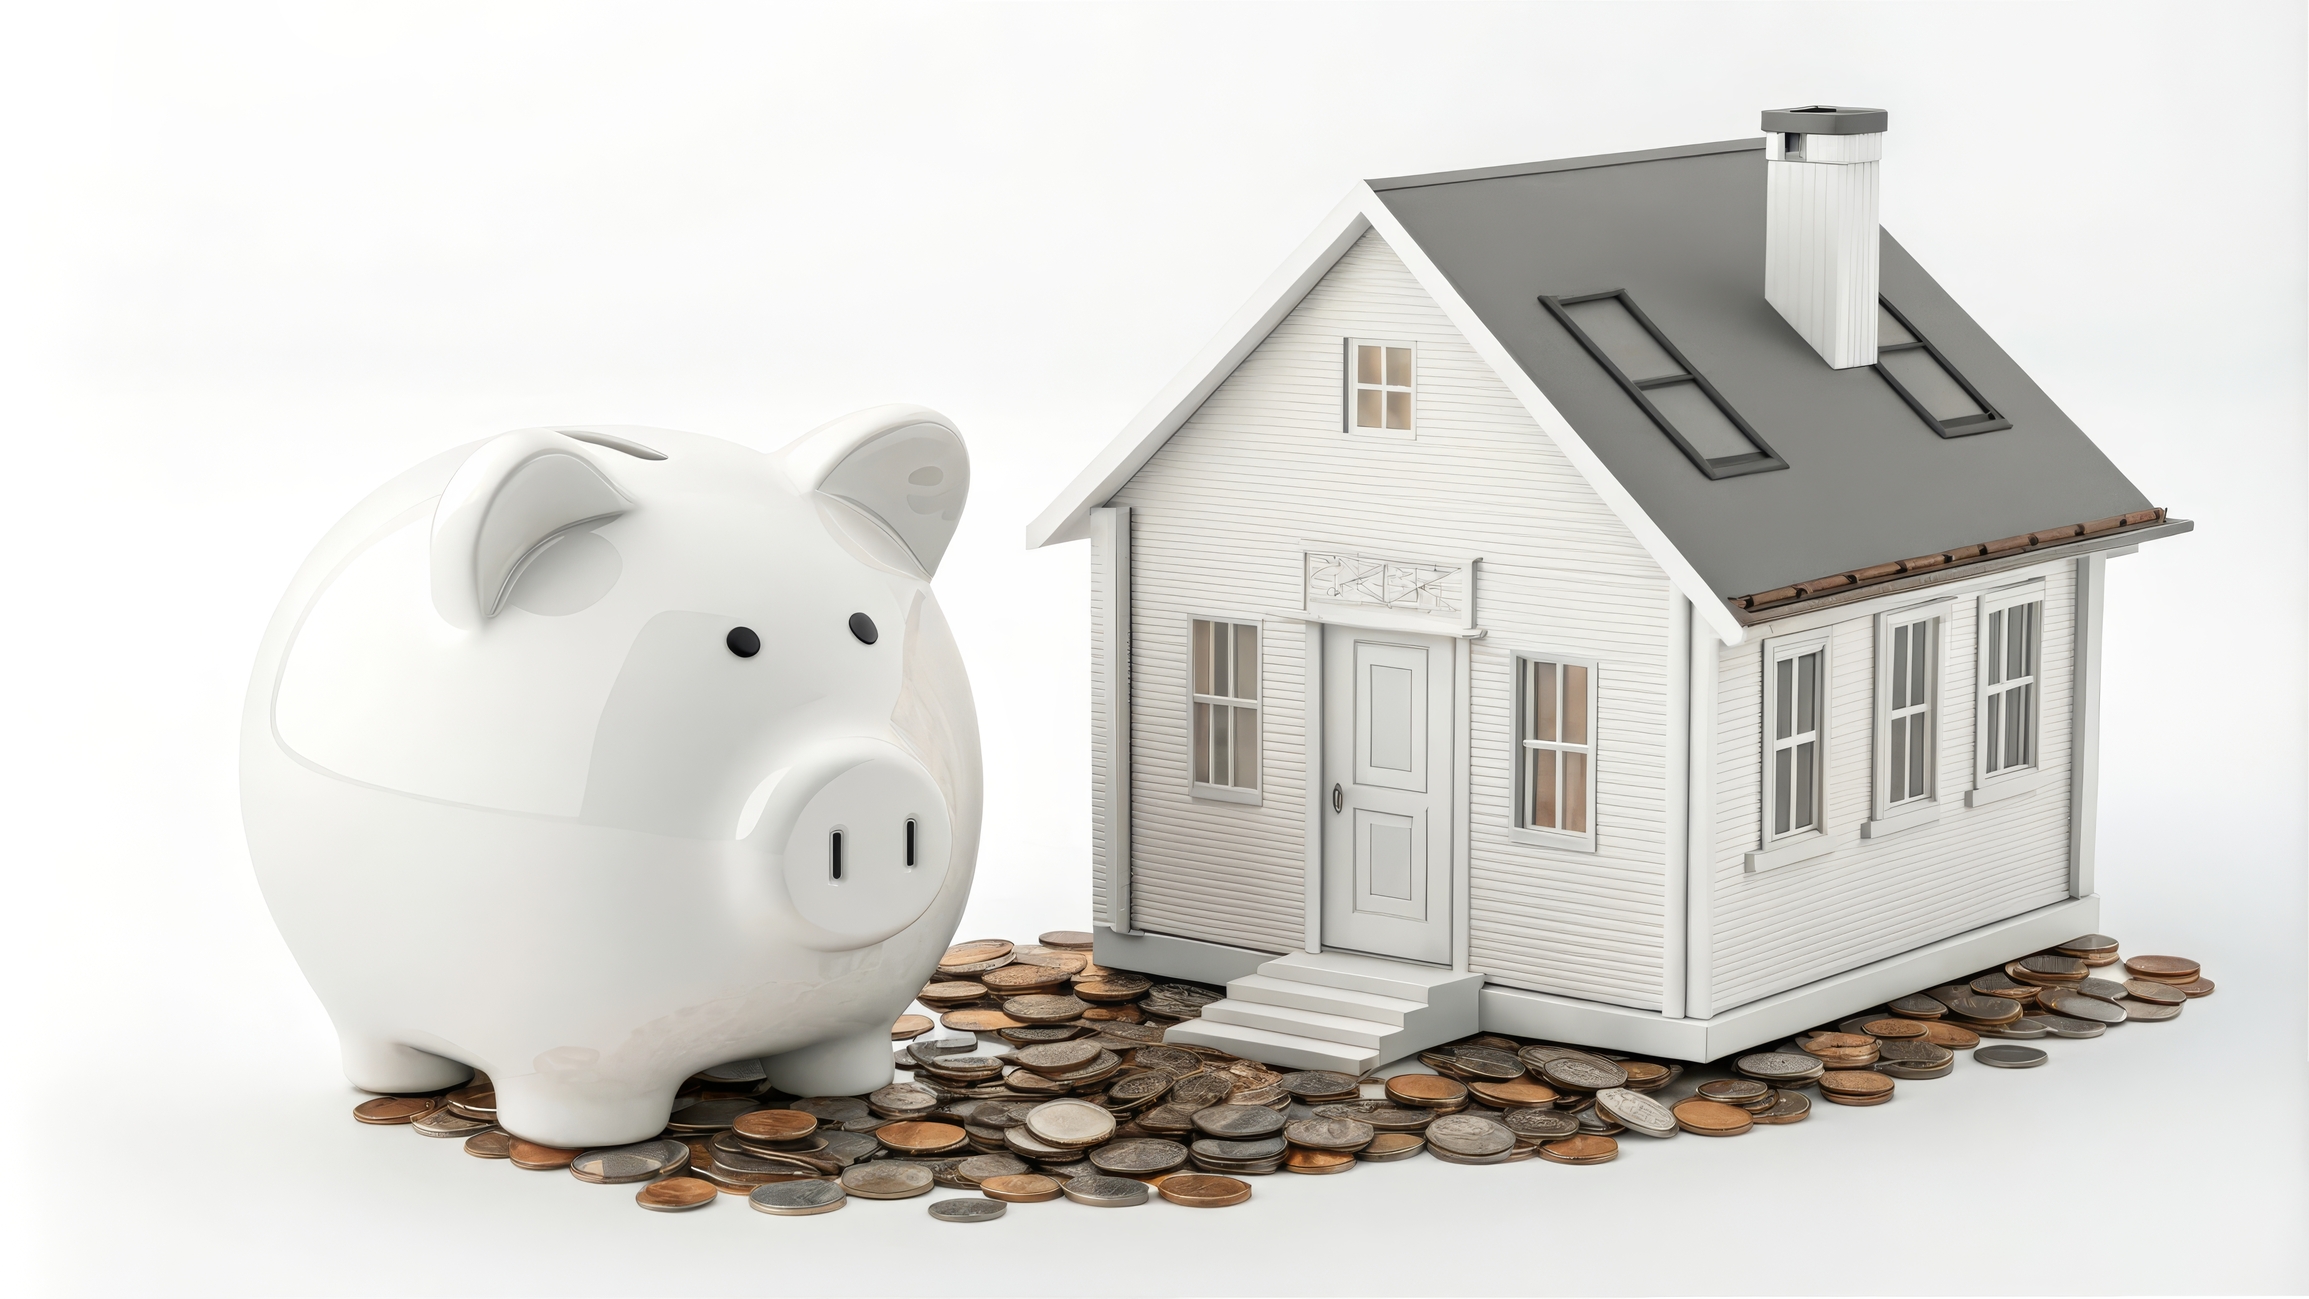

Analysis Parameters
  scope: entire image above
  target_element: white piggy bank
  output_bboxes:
[240,407,980,1147]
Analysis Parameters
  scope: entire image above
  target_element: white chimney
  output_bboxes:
[1763,105,1889,369]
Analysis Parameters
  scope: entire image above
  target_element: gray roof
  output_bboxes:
[1370,140,2159,602]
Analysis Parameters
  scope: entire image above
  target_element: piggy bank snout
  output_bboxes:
[749,739,952,950]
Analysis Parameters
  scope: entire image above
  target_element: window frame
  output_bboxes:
[1187,615,1263,805]
[1510,651,1600,851]
[1760,629,1832,849]
[1874,297,2012,438]
[1342,338,1417,440]
[1870,598,1952,829]
[1539,289,1786,479]
[1974,579,2046,791]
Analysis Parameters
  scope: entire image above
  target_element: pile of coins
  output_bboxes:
[347,932,2210,1217]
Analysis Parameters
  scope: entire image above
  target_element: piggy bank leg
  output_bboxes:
[341,1034,472,1094]
[762,1026,894,1098]
[491,1074,680,1149]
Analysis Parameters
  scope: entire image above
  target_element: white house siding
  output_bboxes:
[1108,230,1678,1005]
[1707,561,2076,1014]
[1089,518,1112,927]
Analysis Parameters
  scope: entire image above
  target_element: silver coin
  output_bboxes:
[1735,1052,1823,1081]
[840,1161,934,1200]
[2114,997,2181,1022]
[1875,1039,1953,1066]
[666,1098,763,1132]
[1874,1059,1954,1080]
[697,1058,768,1084]
[928,1197,1006,1223]
[1279,1070,1362,1099]
[1063,1175,1151,1207]
[1311,1101,1431,1131]
[1424,1113,1515,1157]
[1593,1088,1676,1137]
[2056,933,2120,954]
[1037,1158,1098,1180]
[2073,977,2131,1003]
[816,1131,883,1165]
[1192,1135,1288,1161]
[571,1138,689,1184]
[1088,1137,1189,1175]
[869,1083,941,1116]
[1888,994,1946,1017]
[1441,1047,1526,1081]
[1972,1018,2053,1038]
[1974,1044,2050,1069]
[2037,987,2127,1024]
[2023,1014,2106,1039]
[1539,1055,1629,1091]
[1426,1145,1514,1165]
[1024,1099,1116,1148]
[1284,1117,1376,1151]
[1192,1104,1287,1140]
[412,1108,493,1138]
[1501,1108,1581,1140]
[748,1180,846,1215]
[788,1096,871,1123]
[954,1153,1029,1185]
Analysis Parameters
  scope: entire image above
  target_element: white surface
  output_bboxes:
[1764,138,1884,368]
[4,2,2301,1294]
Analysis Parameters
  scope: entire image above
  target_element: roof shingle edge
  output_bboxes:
[1733,509,2173,616]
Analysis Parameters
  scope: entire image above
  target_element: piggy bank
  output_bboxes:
[240,407,980,1147]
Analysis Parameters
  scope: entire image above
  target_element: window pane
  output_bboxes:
[1210,703,1230,787]
[1531,661,1558,743]
[1892,624,1910,711]
[1647,381,1758,462]
[1235,706,1259,789]
[1796,651,1818,735]
[1385,390,1412,430]
[1192,620,1211,695]
[1775,658,1793,740]
[1794,741,1816,830]
[1879,347,1987,423]
[1384,347,1412,387]
[1562,664,1589,746]
[1233,624,1257,702]
[2019,683,2035,765]
[1889,716,1907,801]
[2010,603,2035,680]
[1877,304,1918,347]
[1562,296,1682,382]
[1909,622,1930,705]
[1986,610,2004,685]
[1773,748,1792,835]
[1563,752,1588,834]
[1356,388,1383,429]
[1985,694,2002,771]
[1357,344,1382,386]
[1529,747,1557,830]
[1209,622,1230,698]
[1192,702,1210,784]
[1907,709,1929,798]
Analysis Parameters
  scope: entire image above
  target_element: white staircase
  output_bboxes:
[1163,950,1484,1073]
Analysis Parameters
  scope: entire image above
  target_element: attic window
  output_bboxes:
[1540,291,1785,479]
[1345,340,1415,437]
[1874,300,2011,438]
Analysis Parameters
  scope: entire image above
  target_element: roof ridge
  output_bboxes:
[1366,137,1762,193]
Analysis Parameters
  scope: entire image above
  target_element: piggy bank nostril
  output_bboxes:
[726,627,761,658]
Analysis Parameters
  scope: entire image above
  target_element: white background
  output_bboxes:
[4,2,2303,1294]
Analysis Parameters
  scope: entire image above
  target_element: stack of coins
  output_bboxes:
[1799,1032,1880,1069]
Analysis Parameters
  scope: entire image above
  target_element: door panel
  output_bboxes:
[1321,625,1453,965]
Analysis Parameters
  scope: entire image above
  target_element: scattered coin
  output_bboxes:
[749,1180,846,1216]
[841,1162,935,1200]
[877,1121,969,1156]
[667,1098,763,1133]
[572,1138,689,1185]
[1384,1073,1469,1108]
[1916,1021,1982,1050]
[636,1177,718,1212]
[979,1174,1063,1203]
[413,1107,493,1138]
[1193,1104,1288,1140]
[1002,995,1090,1024]
[2122,979,2187,1006]
[928,1197,1006,1222]
[1751,1091,1811,1125]
[1697,1078,1771,1106]
[2056,934,2120,955]
[941,938,1015,968]
[1025,1099,1116,1148]
[1359,1132,1427,1162]
[1040,930,1096,950]
[733,1110,817,1143]
[1158,1174,1252,1207]
[1064,1175,1151,1206]
[2173,977,2216,998]
[1888,994,1946,1018]
[2114,998,2181,1022]
[1468,1080,1559,1109]
[353,1096,437,1125]
[1975,1044,2049,1069]
[891,1014,934,1040]
[2037,987,2127,1024]
[2124,955,2199,980]
[1536,1135,1618,1165]
[1503,1108,1582,1141]
[1594,1088,1676,1138]
[1818,1071,1895,1105]
[1279,1070,1363,1102]
[1314,1101,1433,1131]
[941,1009,1025,1032]
[464,1129,513,1159]
[2025,1014,2106,1039]
[1672,1098,1753,1136]
[954,1153,1029,1185]
[1425,1114,1516,1158]
[696,1059,766,1085]
[508,1140,582,1170]
[1090,1138,1190,1175]
[2018,953,2086,977]
[1539,1054,1629,1091]
[1862,1018,1928,1039]
[1283,1148,1356,1174]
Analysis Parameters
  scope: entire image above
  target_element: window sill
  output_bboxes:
[1861,802,1943,841]
[1508,826,1598,853]
[1966,768,2057,808]
[1745,831,1848,874]
[1190,783,1261,807]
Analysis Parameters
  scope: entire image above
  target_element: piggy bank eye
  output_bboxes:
[726,627,761,658]
[848,613,878,645]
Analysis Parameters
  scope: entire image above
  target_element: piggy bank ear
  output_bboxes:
[777,405,968,577]
[430,430,633,628]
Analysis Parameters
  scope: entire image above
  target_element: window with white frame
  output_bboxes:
[1345,339,1415,435]
[1763,634,1829,841]
[1191,618,1259,794]
[1517,655,1596,841]
[1978,585,2043,780]
[1874,603,1948,817]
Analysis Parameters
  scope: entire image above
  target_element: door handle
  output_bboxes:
[1331,783,1342,813]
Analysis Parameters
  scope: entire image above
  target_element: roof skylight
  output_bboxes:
[1874,300,2011,437]
[1541,291,1785,479]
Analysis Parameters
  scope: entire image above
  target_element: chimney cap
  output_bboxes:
[1761,105,1888,136]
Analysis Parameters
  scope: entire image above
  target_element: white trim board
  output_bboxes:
[1478,895,2101,1062]
[1093,923,1277,987]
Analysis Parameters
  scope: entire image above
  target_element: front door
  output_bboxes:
[1320,624,1453,965]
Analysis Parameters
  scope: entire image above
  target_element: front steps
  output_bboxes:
[1163,950,1484,1073]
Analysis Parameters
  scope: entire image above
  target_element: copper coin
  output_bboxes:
[1283,1148,1356,1174]
[464,1129,514,1159]
[1039,930,1097,950]
[733,1109,818,1142]
[1157,1173,1252,1207]
[979,1173,1063,1203]
[1469,1080,1559,1108]
[1916,1020,1981,1049]
[1619,1061,1672,1088]
[980,963,1074,994]
[942,938,1015,967]
[1888,994,1945,1018]
[1012,1041,1102,1074]
[1537,1135,1619,1164]
[1072,976,1155,1004]
[891,1014,935,1040]
[999,994,1087,1024]
[2123,978,2187,1006]
[2175,977,2216,997]
[941,1008,1025,1032]
[1360,1131,1427,1160]
[1863,1017,1928,1038]
[508,1139,582,1170]
[2114,997,2181,1021]
[352,1096,437,1125]
[1696,1078,1770,1105]
[633,1177,718,1212]
[1818,1070,1895,1101]
[1671,1099,1753,1136]
[918,980,989,1004]
[1384,1073,1469,1107]
[2018,953,2086,976]
[2038,986,2127,1023]
[876,1121,968,1155]
[1751,1091,1811,1125]
[2125,955,2199,979]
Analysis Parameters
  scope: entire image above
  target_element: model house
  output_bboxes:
[1027,107,2188,1071]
